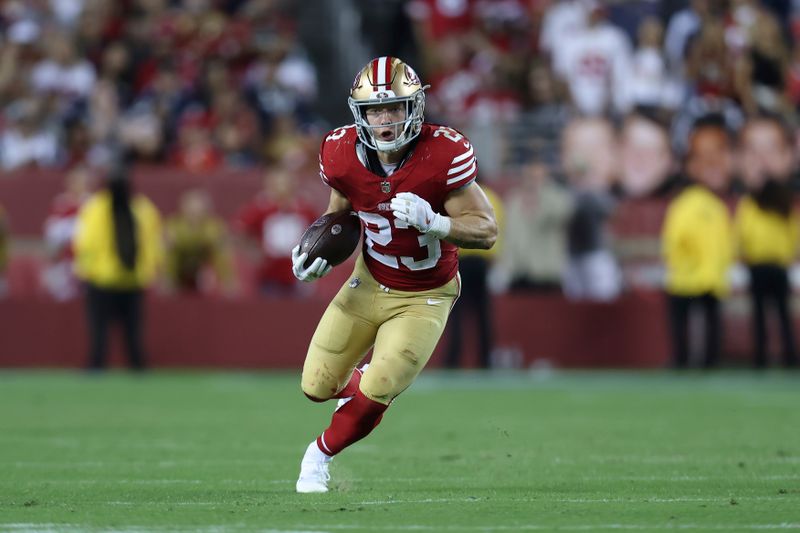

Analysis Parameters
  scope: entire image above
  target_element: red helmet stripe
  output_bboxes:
[371,59,380,91]
[384,56,393,90]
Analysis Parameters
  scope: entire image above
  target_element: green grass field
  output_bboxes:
[0,370,798,532]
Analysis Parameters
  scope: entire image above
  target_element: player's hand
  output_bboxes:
[390,192,451,238]
[291,245,332,282]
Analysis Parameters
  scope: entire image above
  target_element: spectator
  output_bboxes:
[86,41,136,149]
[739,115,796,191]
[233,167,317,296]
[0,21,40,104]
[684,19,738,102]
[30,31,96,115]
[445,184,504,369]
[262,114,315,170]
[539,0,588,60]
[211,88,261,168]
[171,107,222,172]
[735,116,799,368]
[406,0,476,74]
[735,7,791,116]
[493,161,573,293]
[73,163,163,370]
[561,116,622,301]
[42,165,93,301]
[786,41,800,112]
[505,59,570,169]
[244,33,318,130]
[661,116,735,369]
[165,188,235,295]
[551,1,633,116]
[424,35,481,128]
[618,113,675,198]
[664,0,711,77]
[627,16,681,114]
[0,98,60,170]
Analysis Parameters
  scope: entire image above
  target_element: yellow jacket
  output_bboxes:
[735,196,799,267]
[661,185,734,297]
[74,190,163,289]
[459,185,504,260]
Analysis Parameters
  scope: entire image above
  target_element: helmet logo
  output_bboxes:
[351,71,363,91]
[404,65,420,86]
[376,91,389,99]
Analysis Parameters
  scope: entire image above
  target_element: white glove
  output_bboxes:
[291,245,332,282]
[390,192,451,239]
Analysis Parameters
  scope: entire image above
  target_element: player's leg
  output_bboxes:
[300,299,377,402]
[297,262,379,493]
[317,276,459,458]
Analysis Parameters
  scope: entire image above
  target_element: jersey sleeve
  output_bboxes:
[442,132,478,194]
[318,132,343,193]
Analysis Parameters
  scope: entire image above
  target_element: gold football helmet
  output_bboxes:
[348,56,428,152]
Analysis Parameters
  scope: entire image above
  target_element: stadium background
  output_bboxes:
[1,2,799,532]
[0,0,798,369]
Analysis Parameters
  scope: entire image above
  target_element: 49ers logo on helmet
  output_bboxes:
[351,71,363,91]
[404,65,420,86]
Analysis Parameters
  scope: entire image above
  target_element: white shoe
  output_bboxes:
[336,363,369,411]
[296,441,332,493]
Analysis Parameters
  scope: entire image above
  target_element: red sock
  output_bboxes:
[332,366,364,399]
[316,390,388,456]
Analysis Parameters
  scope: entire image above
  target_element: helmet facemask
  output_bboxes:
[349,90,426,153]
[348,57,428,153]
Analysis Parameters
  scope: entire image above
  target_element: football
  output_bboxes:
[299,209,362,269]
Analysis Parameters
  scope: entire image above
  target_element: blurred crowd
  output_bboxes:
[0,0,320,172]
[2,0,800,368]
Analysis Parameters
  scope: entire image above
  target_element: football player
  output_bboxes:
[291,57,498,493]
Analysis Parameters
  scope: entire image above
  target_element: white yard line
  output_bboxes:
[81,493,796,507]
[3,525,800,533]
[354,495,794,506]
[6,525,325,532]
[295,524,800,531]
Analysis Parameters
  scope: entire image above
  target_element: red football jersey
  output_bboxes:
[234,196,318,286]
[44,192,85,262]
[319,123,478,291]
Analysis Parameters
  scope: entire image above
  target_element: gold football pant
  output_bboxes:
[302,255,460,405]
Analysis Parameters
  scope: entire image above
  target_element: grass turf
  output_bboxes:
[0,370,798,532]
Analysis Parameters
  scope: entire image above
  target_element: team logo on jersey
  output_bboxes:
[380,180,391,194]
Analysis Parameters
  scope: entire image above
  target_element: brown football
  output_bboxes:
[299,210,362,269]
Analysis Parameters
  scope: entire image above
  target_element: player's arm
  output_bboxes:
[391,182,497,250]
[441,182,497,249]
[323,188,352,215]
[291,189,352,283]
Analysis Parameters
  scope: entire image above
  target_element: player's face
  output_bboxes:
[364,102,406,143]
